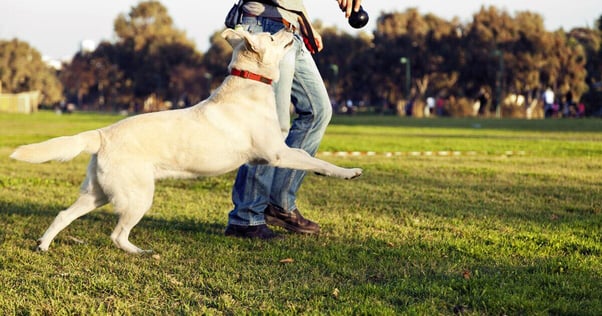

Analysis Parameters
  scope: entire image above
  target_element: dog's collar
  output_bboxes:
[230,68,273,85]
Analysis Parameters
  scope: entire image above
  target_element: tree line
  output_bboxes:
[1,1,601,117]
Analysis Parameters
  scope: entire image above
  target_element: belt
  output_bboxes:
[242,12,297,32]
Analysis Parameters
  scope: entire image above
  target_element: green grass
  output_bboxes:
[1,111,601,315]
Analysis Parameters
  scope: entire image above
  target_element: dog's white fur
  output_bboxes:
[10,29,362,254]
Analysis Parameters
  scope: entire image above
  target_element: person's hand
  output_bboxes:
[337,0,362,18]
[314,32,323,52]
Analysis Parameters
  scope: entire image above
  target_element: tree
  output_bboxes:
[114,0,191,53]
[371,9,462,113]
[461,7,588,114]
[461,6,516,110]
[372,11,418,109]
[199,30,234,96]
[51,2,602,116]
[0,39,63,105]
[58,1,222,112]
[316,24,373,106]
[59,42,126,111]
[570,26,602,114]
[112,0,205,111]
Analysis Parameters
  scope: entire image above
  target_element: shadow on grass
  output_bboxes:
[2,200,601,314]
[0,200,226,248]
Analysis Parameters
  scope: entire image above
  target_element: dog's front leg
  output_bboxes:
[269,148,362,179]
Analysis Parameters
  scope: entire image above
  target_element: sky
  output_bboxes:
[1,0,600,61]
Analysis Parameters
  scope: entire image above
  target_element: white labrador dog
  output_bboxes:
[10,28,362,254]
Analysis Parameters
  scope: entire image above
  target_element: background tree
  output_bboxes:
[572,24,602,115]
[371,9,462,113]
[112,0,204,111]
[199,30,235,96]
[371,11,415,110]
[0,39,63,105]
[316,24,373,108]
[552,31,588,100]
[460,6,517,112]
[13,0,599,117]
[503,11,549,98]
[59,42,126,111]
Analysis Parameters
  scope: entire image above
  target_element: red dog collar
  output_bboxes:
[230,68,273,85]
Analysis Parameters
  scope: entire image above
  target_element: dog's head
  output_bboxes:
[222,28,294,83]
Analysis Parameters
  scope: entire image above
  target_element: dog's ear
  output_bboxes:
[222,28,244,48]
[221,28,259,52]
[274,29,294,48]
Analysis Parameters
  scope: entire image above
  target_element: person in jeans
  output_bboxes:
[225,0,363,239]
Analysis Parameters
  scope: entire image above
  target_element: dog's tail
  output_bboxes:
[10,130,101,163]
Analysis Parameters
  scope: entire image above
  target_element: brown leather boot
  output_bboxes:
[224,224,281,239]
[264,204,320,234]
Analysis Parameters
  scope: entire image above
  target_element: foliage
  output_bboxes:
[373,8,462,106]
[58,43,127,112]
[367,6,595,116]
[59,1,209,111]
[1,112,601,314]
[199,31,235,93]
[52,5,602,116]
[0,39,63,104]
[316,25,373,104]
[3,4,602,116]
[309,7,601,117]
[570,26,602,114]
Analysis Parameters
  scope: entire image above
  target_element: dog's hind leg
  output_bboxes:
[37,156,108,251]
[108,167,155,254]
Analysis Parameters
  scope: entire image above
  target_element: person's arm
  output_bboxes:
[297,4,324,52]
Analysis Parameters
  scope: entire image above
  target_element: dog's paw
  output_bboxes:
[345,168,363,180]
[35,239,49,252]
[35,246,48,252]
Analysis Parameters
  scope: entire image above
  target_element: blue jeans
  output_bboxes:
[228,16,332,226]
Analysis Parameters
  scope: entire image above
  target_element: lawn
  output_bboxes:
[1,111,601,315]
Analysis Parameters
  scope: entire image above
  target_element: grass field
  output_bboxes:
[0,111,601,315]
